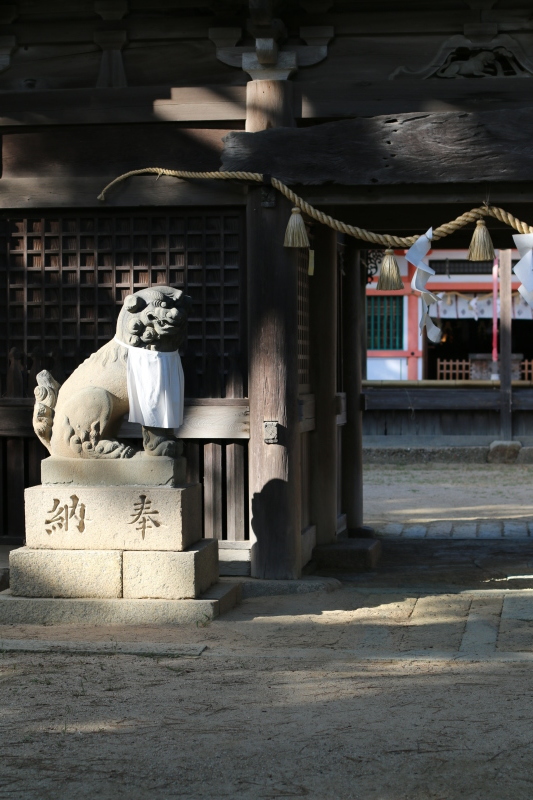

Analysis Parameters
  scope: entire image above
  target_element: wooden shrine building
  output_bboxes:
[2,0,533,579]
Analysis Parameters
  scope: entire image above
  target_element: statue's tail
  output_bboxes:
[33,370,61,453]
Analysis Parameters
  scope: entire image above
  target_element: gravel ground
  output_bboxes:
[2,464,533,799]
[364,463,533,527]
[3,575,533,800]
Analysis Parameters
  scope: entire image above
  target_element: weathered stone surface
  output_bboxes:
[25,484,201,551]
[229,576,342,598]
[123,539,219,600]
[487,440,522,464]
[363,446,489,465]
[41,454,186,487]
[516,447,533,464]
[9,547,122,598]
[0,583,241,625]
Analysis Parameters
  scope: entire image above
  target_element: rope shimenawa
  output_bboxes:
[97,167,533,245]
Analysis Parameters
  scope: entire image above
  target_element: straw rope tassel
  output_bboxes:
[376,249,403,291]
[468,218,495,261]
[284,207,310,248]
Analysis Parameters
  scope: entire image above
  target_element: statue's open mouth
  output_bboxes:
[154,317,182,333]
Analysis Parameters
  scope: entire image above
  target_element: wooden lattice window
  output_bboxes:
[0,210,245,397]
[437,358,471,381]
[367,295,404,350]
[298,249,310,391]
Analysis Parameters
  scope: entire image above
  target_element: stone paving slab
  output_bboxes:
[1,587,533,662]
[375,521,530,538]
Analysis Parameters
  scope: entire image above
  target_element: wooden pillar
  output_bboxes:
[246,79,301,579]
[309,224,338,544]
[245,80,294,132]
[247,189,301,578]
[499,249,513,440]
[342,244,364,533]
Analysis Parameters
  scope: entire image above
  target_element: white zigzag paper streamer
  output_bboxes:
[406,228,442,344]
[513,233,533,307]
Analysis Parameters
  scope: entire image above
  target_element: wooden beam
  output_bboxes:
[309,223,337,545]
[0,177,246,209]
[363,389,501,411]
[283,10,531,35]
[300,78,533,121]
[499,249,513,440]
[5,80,533,131]
[0,399,250,439]
[2,125,228,178]
[0,86,247,127]
[222,108,533,186]
[341,245,364,534]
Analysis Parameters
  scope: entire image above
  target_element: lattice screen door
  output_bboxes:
[0,210,245,397]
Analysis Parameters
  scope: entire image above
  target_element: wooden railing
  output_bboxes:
[522,360,533,382]
[437,358,470,381]
[0,398,250,545]
[362,380,533,440]
[436,359,533,382]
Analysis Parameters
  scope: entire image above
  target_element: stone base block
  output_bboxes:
[516,446,533,464]
[9,547,122,598]
[25,483,201,551]
[487,440,522,464]
[41,454,186,487]
[313,539,382,572]
[0,582,241,625]
[123,539,219,600]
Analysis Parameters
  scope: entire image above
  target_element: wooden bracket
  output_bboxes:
[210,20,333,80]
[263,420,279,444]
[94,30,128,88]
[94,0,128,20]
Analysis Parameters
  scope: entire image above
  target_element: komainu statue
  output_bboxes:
[33,286,191,459]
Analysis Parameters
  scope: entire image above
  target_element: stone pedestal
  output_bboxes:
[2,457,239,624]
[25,483,202,551]
[40,454,187,488]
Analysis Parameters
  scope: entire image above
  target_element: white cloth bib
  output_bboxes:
[115,337,184,432]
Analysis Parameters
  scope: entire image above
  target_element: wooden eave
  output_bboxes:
[3,79,533,128]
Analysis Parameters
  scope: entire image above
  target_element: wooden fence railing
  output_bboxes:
[362,382,533,440]
[436,359,533,382]
[437,358,470,381]
[0,398,250,545]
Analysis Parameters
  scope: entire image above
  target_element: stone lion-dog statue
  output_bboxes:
[33,286,192,459]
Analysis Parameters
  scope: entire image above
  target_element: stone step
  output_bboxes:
[0,581,242,626]
[313,538,382,572]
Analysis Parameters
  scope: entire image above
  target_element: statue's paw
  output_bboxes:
[157,440,178,457]
[93,440,136,459]
[144,439,178,457]
[69,436,82,454]
[120,446,136,459]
